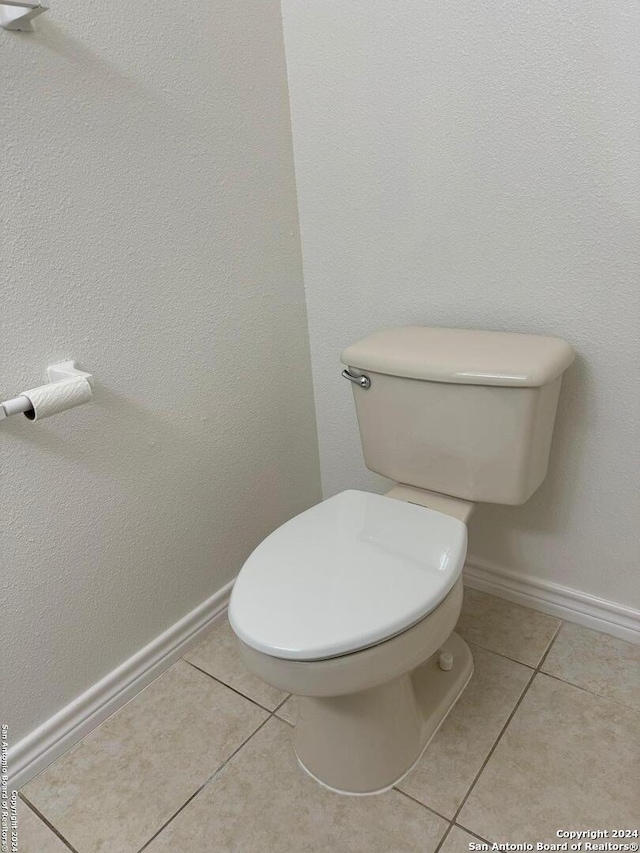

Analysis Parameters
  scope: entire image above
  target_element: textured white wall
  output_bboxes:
[2,0,320,742]
[282,1,640,607]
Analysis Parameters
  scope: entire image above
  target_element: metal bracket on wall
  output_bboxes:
[0,0,48,31]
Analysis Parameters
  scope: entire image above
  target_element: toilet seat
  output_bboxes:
[229,490,467,662]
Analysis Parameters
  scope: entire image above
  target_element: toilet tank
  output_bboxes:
[341,327,574,505]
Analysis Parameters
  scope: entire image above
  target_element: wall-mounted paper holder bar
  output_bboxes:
[1,361,93,421]
[0,0,48,31]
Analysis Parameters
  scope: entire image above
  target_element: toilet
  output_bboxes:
[229,326,574,795]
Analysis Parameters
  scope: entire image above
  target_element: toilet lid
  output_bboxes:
[229,490,467,661]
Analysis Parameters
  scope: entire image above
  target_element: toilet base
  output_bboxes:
[293,632,473,795]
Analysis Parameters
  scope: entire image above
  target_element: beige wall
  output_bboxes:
[282,0,640,608]
[2,0,320,743]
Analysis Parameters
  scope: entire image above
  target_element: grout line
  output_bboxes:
[536,620,564,671]
[448,662,538,829]
[393,788,450,824]
[535,669,640,713]
[433,821,455,853]
[396,625,572,840]
[469,623,637,708]
[464,639,536,671]
[273,693,292,713]
[273,695,296,726]
[404,616,634,841]
[182,659,276,715]
[27,609,623,853]
[18,793,81,853]
[135,712,276,853]
[453,821,493,844]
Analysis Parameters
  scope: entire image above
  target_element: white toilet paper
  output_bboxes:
[20,376,93,421]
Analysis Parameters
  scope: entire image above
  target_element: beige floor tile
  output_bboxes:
[542,621,640,711]
[146,717,448,853]
[397,644,531,817]
[274,694,298,725]
[16,800,70,853]
[459,673,640,842]
[23,660,267,853]
[441,825,487,853]
[185,620,287,710]
[457,588,560,666]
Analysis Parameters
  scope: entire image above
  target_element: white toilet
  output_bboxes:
[229,326,574,795]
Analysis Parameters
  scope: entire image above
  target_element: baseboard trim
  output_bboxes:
[464,557,640,645]
[9,580,234,791]
[10,561,639,789]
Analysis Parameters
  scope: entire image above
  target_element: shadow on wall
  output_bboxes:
[27,21,148,100]
[2,386,180,480]
[1,385,212,579]
[468,352,590,565]
[2,378,310,571]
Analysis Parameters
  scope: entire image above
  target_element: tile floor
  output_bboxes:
[18,589,640,853]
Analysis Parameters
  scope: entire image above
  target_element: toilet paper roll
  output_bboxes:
[20,376,92,421]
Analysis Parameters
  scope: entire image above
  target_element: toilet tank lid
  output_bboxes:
[341,327,575,387]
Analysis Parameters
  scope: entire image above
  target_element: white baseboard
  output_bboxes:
[9,580,234,792]
[464,557,640,645]
[10,561,639,790]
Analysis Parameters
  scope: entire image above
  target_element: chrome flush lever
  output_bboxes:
[341,369,371,389]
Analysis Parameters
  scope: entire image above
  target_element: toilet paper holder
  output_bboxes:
[1,361,93,421]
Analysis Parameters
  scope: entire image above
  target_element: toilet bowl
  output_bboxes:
[229,489,474,795]
[229,326,574,795]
